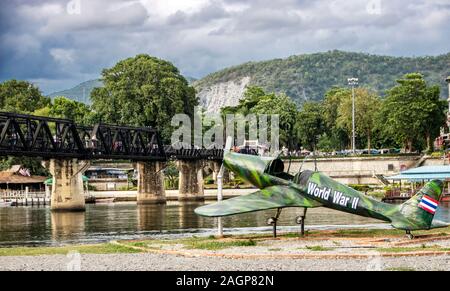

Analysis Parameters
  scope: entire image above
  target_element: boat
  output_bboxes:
[95,198,115,204]
[85,196,96,204]
[0,200,12,207]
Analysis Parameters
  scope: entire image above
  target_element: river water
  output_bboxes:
[0,202,449,247]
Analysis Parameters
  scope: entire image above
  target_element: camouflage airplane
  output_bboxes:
[195,151,449,239]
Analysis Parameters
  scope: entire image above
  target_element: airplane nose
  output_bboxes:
[223,152,273,188]
[223,152,267,173]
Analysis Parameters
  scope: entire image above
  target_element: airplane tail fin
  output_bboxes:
[392,180,444,230]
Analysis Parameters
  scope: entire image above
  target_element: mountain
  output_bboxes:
[48,79,103,104]
[194,50,450,112]
[48,76,197,104]
[185,76,198,84]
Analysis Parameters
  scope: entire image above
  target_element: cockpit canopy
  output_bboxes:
[264,158,285,175]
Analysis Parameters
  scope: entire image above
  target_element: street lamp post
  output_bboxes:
[348,78,359,155]
[446,76,450,128]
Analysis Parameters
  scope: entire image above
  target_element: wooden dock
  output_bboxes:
[1,191,50,207]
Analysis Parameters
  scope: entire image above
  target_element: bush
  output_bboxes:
[117,186,137,191]
[431,152,444,158]
[349,184,370,192]
[87,185,98,191]
[204,176,215,185]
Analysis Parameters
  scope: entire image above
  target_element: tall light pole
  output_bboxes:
[446,76,450,128]
[348,78,359,155]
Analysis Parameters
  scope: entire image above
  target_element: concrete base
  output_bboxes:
[137,161,166,205]
[48,159,88,212]
[177,160,205,202]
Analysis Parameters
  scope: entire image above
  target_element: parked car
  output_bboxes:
[362,149,380,155]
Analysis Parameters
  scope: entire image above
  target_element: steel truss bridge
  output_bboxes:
[0,112,223,161]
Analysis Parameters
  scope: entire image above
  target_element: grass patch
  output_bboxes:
[185,239,257,250]
[0,243,141,257]
[305,246,334,252]
[126,236,258,251]
[333,229,404,238]
[377,245,449,253]
[386,267,416,272]
[325,227,450,238]
[127,241,150,248]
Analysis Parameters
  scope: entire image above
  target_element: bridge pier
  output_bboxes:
[137,161,166,204]
[47,159,89,212]
[177,160,205,202]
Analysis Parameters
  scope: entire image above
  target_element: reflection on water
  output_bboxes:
[51,212,85,242]
[0,202,449,247]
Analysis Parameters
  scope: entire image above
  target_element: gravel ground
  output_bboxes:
[1,253,449,271]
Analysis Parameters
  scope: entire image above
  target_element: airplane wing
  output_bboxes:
[195,185,322,217]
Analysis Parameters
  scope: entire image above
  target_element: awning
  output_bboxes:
[44,175,89,186]
[387,166,450,181]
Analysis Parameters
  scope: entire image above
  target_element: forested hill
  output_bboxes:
[194,50,450,111]
[48,76,197,105]
[48,79,102,104]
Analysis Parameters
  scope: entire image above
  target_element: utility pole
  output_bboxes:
[348,78,359,155]
[217,137,233,238]
[446,76,450,128]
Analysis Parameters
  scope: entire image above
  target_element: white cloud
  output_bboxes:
[141,0,210,17]
[1,0,449,94]
[50,48,76,65]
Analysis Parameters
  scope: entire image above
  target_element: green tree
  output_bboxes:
[0,80,51,175]
[221,86,298,148]
[91,54,198,142]
[378,73,445,152]
[221,86,267,116]
[336,88,381,151]
[0,80,50,113]
[49,97,92,124]
[295,102,325,151]
[417,87,446,152]
[251,92,298,148]
[322,87,350,150]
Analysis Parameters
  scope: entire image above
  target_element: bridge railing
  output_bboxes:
[0,112,224,161]
[0,112,166,161]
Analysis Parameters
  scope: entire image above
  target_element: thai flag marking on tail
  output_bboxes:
[419,195,439,214]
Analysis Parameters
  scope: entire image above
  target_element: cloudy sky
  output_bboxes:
[1,0,449,94]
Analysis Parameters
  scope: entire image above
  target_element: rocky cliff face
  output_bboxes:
[196,76,251,113]
[193,50,450,113]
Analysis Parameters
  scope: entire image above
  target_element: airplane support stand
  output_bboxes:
[267,208,282,238]
[406,230,415,240]
[296,208,308,237]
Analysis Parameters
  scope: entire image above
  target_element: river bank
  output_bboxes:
[1,228,450,271]
[90,188,255,202]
